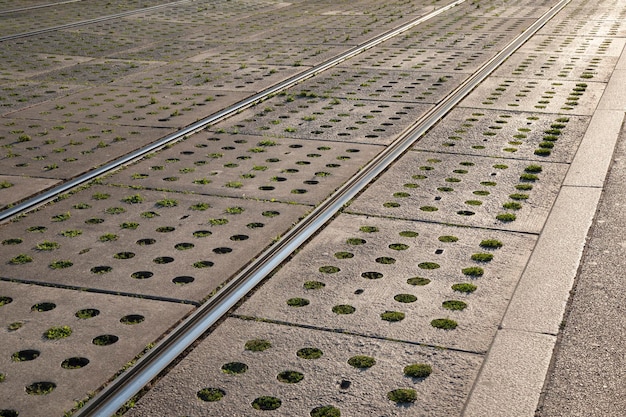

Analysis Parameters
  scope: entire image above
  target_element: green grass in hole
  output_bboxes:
[359,226,378,233]
[332,304,355,314]
[221,362,248,374]
[387,389,416,403]
[407,276,430,286]
[442,300,467,310]
[277,370,304,383]
[197,388,225,402]
[348,355,376,369]
[431,318,457,330]
[245,339,271,351]
[44,325,72,339]
[462,266,483,276]
[381,311,405,322]
[471,253,493,262]
[452,283,477,293]
[304,281,325,290]
[297,348,323,359]
[287,298,309,307]
[252,396,281,410]
[496,213,517,221]
[404,363,432,378]
[419,262,440,270]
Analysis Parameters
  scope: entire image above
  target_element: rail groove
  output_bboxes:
[74,0,571,415]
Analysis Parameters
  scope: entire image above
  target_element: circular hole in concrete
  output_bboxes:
[12,349,40,362]
[76,308,100,319]
[175,242,194,250]
[173,276,194,285]
[197,387,225,402]
[25,381,56,395]
[91,266,112,274]
[252,396,281,410]
[114,252,135,259]
[277,370,304,383]
[61,357,89,369]
[394,294,417,303]
[131,271,153,279]
[92,334,119,346]
[297,348,323,359]
[222,362,248,374]
[361,271,383,279]
[136,238,156,246]
[120,314,145,325]
[213,247,233,254]
[156,226,175,233]
[230,235,249,241]
[31,302,55,312]
[153,256,174,264]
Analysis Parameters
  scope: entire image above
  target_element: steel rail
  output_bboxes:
[0,0,84,15]
[0,0,465,223]
[0,0,195,42]
[75,0,570,415]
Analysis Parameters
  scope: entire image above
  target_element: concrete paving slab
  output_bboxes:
[237,213,536,353]
[29,59,160,86]
[106,133,382,205]
[459,77,605,116]
[463,330,556,417]
[126,318,483,417]
[214,94,433,146]
[415,108,589,163]
[11,86,250,129]
[0,175,60,209]
[298,67,466,104]
[501,186,601,335]
[491,52,618,83]
[512,34,626,57]
[0,185,309,302]
[347,150,567,233]
[0,280,192,417]
[596,69,626,110]
[187,42,345,68]
[0,120,167,180]
[0,51,92,81]
[0,82,86,115]
[342,48,491,73]
[113,61,304,93]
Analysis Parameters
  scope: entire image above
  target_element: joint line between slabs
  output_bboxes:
[230,314,486,356]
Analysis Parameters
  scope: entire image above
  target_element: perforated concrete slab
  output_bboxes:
[0,185,309,302]
[459,77,605,115]
[126,318,482,417]
[213,94,432,146]
[237,213,536,353]
[512,34,626,57]
[12,86,250,128]
[298,68,465,104]
[347,150,567,233]
[0,280,192,417]
[0,120,166,179]
[0,82,85,115]
[382,28,511,52]
[106,133,382,205]
[113,61,304,93]
[415,108,589,163]
[3,31,141,58]
[0,52,92,81]
[0,175,60,209]
[187,43,345,68]
[29,59,160,85]
[341,48,491,73]
[491,52,618,82]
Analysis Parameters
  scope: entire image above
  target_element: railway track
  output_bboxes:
[2,0,620,415]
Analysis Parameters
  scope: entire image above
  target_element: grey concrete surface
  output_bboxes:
[535,118,626,416]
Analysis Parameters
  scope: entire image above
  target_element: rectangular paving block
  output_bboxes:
[0,185,309,302]
[0,175,59,209]
[347,150,567,233]
[0,280,192,417]
[237,213,536,353]
[126,318,483,417]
